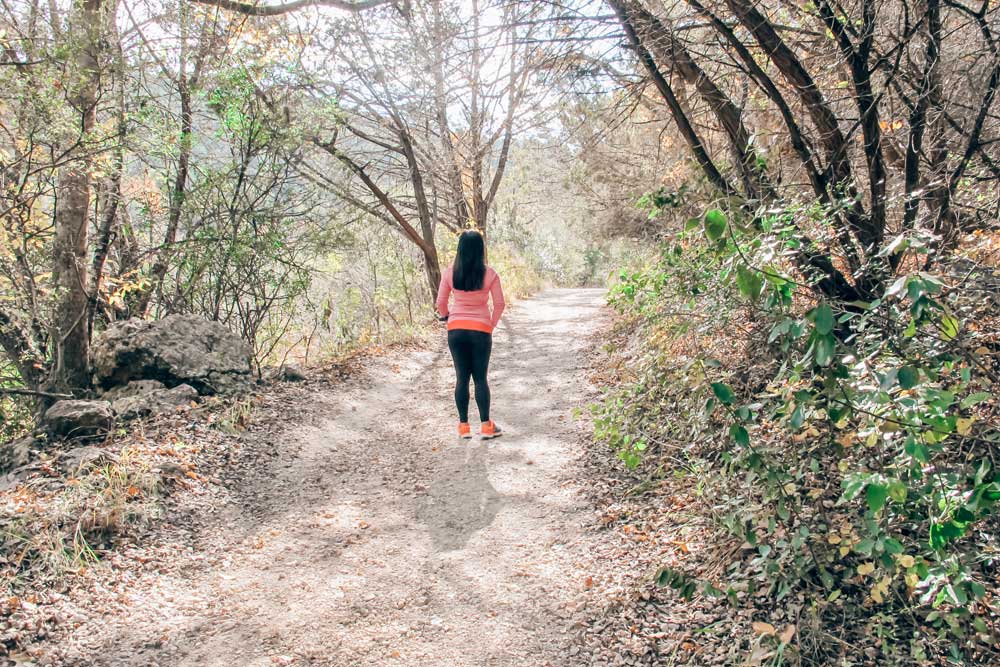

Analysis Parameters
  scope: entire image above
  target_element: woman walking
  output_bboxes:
[436,230,506,439]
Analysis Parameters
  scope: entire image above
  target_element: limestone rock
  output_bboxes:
[41,400,113,440]
[111,383,199,420]
[92,314,252,395]
[100,379,166,402]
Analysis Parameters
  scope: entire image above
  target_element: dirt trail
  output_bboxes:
[64,288,610,667]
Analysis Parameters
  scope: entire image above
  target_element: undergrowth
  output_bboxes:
[595,209,999,665]
[1,447,162,593]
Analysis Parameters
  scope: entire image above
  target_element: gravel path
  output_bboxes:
[54,288,610,667]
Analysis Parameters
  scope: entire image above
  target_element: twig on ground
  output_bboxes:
[0,387,73,400]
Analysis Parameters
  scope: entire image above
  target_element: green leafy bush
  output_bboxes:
[596,206,999,664]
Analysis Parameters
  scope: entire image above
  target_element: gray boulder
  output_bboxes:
[0,436,35,474]
[42,400,113,440]
[111,383,199,420]
[101,379,166,401]
[58,445,119,475]
[92,314,252,395]
[274,363,307,382]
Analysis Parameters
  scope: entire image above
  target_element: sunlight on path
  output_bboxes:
[78,288,608,667]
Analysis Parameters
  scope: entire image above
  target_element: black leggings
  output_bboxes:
[447,329,492,423]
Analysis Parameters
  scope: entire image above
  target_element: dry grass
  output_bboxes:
[1,448,162,593]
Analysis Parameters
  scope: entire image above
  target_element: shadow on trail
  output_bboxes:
[416,442,504,552]
[73,288,608,667]
[413,289,606,554]
[214,341,450,537]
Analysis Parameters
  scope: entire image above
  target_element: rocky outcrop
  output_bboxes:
[41,400,114,440]
[101,379,166,402]
[106,381,199,420]
[2,315,248,476]
[92,314,252,395]
[10,381,200,455]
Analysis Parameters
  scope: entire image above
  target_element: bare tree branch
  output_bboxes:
[187,0,390,16]
[607,0,737,197]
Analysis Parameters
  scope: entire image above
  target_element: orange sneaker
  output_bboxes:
[458,422,472,439]
[481,420,503,439]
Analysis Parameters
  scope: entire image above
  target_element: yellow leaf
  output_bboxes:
[752,621,776,636]
[897,555,915,568]
[871,576,892,604]
[857,562,875,576]
[828,534,842,545]
[957,417,975,436]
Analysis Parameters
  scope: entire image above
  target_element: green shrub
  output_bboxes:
[596,205,999,664]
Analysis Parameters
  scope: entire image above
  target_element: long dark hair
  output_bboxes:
[452,230,486,291]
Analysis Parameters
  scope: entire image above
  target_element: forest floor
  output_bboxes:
[12,288,694,667]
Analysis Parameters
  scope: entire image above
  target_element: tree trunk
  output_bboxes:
[313,136,442,299]
[399,131,442,295]
[138,64,195,316]
[424,254,442,297]
[629,3,771,200]
[49,0,104,395]
[89,42,127,337]
[430,0,472,230]
[608,0,736,196]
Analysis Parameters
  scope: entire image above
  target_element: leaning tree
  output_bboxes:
[603,0,999,300]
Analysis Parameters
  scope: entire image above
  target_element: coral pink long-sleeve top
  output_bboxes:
[436,266,506,334]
